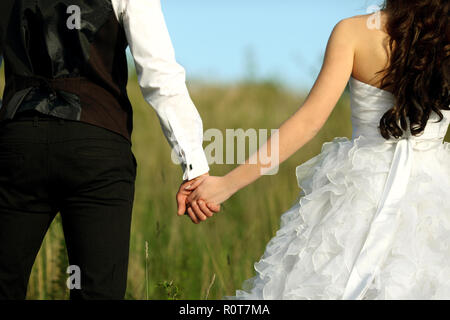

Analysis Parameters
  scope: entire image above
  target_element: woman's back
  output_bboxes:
[348,12,393,89]
[232,12,450,298]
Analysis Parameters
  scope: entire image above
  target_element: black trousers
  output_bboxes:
[0,110,137,300]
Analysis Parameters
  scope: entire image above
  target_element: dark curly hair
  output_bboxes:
[378,0,450,139]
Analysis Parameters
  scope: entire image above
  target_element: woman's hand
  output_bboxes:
[186,175,236,208]
[176,173,222,224]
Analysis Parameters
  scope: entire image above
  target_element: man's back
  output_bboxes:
[0,0,210,300]
[0,0,133,141]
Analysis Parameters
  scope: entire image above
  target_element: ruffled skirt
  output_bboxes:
[229,136,450,300]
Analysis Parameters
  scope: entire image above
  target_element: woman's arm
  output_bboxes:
[186,19,356,207]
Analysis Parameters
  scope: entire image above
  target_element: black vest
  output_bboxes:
[0,0,133,142]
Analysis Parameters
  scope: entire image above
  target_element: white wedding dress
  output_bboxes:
[230,77,450,300]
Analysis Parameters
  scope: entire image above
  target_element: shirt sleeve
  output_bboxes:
[111,0,209,181]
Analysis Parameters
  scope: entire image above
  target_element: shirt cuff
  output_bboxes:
[182,147,210,181]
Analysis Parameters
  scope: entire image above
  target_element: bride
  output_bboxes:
[181,0,450,299]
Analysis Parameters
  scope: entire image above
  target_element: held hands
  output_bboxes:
[176,173,235,224]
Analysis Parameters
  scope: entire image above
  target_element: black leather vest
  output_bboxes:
[0,0,133,142]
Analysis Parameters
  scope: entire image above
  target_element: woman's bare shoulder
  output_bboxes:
[326,15,371,48]
[336,12,388,34]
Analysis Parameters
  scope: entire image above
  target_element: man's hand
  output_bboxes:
[176,173,221,224]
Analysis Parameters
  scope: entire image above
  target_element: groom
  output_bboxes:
[0,0,217,299]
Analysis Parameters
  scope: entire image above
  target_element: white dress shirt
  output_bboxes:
[0,0,209,181]
[111,0,209,181]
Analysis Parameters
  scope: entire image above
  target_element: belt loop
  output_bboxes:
[58,117,64,125]
[33,114,39,127]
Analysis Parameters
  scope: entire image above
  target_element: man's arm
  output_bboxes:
[111,0,218,223]
[112,0,210,181]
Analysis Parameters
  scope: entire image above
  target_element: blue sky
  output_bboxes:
[158,0,384,89]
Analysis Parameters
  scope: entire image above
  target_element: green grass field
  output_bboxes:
[1,71,449,299]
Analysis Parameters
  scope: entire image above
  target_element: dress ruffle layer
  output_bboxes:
[230,136,450,300]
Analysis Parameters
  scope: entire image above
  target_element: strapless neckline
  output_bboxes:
[350,76,394,96]
[349,75,449,142]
